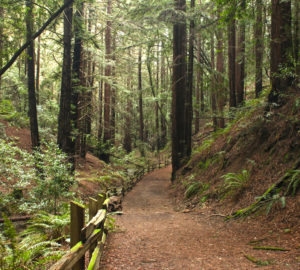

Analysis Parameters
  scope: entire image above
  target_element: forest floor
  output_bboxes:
[100,166,300,270]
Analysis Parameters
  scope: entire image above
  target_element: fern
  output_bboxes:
[285,170,300,196]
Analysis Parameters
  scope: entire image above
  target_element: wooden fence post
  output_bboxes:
[70,201,85,270]
[97,193,106,209]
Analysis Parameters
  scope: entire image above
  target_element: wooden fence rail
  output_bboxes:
[50,156,170,270]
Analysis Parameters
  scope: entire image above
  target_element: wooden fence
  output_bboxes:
[49,157,170,270]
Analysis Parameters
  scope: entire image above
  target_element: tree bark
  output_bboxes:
[71,1,84,166]
[255,0,263,98]
[172,0,187,180]
[57,0,73,158]
[138,47,144,143]
[211,31,217,129]
[103,0,112,145]
[228,6,236,108]
[26,0,40,149]
[294,0,300,79]
[110,34,116,145]
[216,15,225,129]
[185,0,195,157]
[160,44,167,148]
[236,0,246,106]
[195,34,202,134]
[36,35,41,105]
[0,7,3,93]
[269,0,293,104]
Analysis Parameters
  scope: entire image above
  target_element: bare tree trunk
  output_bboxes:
[228,5,237,108]
[57,0,73,159]
[216,15,225,129]
[172,0,187,180]
[255,0,263,98]
[236,0,246,106]
[36,35,41,105]
[160,44,167,148]
[103,0,112,145]
[195,34,202,134]
[0,7,4,94]
[185,0,195,157]
[294,0,300,79]
[269,0,293,104]
[97,79,103,140]
[71,1,84,167]
[110,34,116,145]
[138,47,144,143]
[26,0,40,149]
[211,31,217,129]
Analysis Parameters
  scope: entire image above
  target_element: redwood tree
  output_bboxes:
[26,0,40,149]
[172,0,187,179]
[58,0,73,157]
[269,0,293,104]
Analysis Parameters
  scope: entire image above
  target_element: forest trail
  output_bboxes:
[99,166,293,270]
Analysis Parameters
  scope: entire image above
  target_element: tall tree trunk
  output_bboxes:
[36,35,41,105]
[0,7,4,94]
[236,0,246,106]
[216,15,225,129]
[71,1,84,168]
[160,45,167,148]
[57,0,73,158]
[110,34,116,145]
[172,0,187,180]
[98,79,103,140]
[228,5,237,108]
[211,31,217,129]
[195,34,202,134]
[294,0,300,79]
[26,0,40,149]
[103,0,112,145]
[156,46,160,152]
[138,47,144,143]
[185,0,195,157]
[269,0,293,104]
[255,0,263,98]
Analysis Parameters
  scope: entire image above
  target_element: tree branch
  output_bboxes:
[0,0,74,77]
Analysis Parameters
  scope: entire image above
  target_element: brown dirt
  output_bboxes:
[100,166,300,269]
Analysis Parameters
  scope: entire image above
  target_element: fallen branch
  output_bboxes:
[253,246,290,251]
[0,215,33,223]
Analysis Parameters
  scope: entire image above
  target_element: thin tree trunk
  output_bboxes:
[26,0,40,149]
[172,0,187,179]
[103,0,112,145]
[236,0,246,106]
[138,47,144,143]
[98,80,103,140]
[156,45,160,152]
[185,0,195,157]
[195,34,202,134]
[160,44,167,148]
[0,7,3,93]
[216,14,225,129]
[211,31,217,129]
[255,0,263,98]
[36,35,41,105]
[111,34,116,145]
[228,5,236,108]
[294,0,300,79]
[57,0,73,158]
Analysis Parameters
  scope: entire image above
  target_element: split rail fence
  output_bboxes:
[49,156,170,270]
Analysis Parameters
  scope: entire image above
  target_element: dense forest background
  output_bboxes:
[0,0,299,268]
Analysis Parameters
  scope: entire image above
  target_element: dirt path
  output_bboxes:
[100,167,298,269]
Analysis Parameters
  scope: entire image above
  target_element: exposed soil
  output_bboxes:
[100,166,300,269]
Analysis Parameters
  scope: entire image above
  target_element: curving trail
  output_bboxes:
[99,166,290,270]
